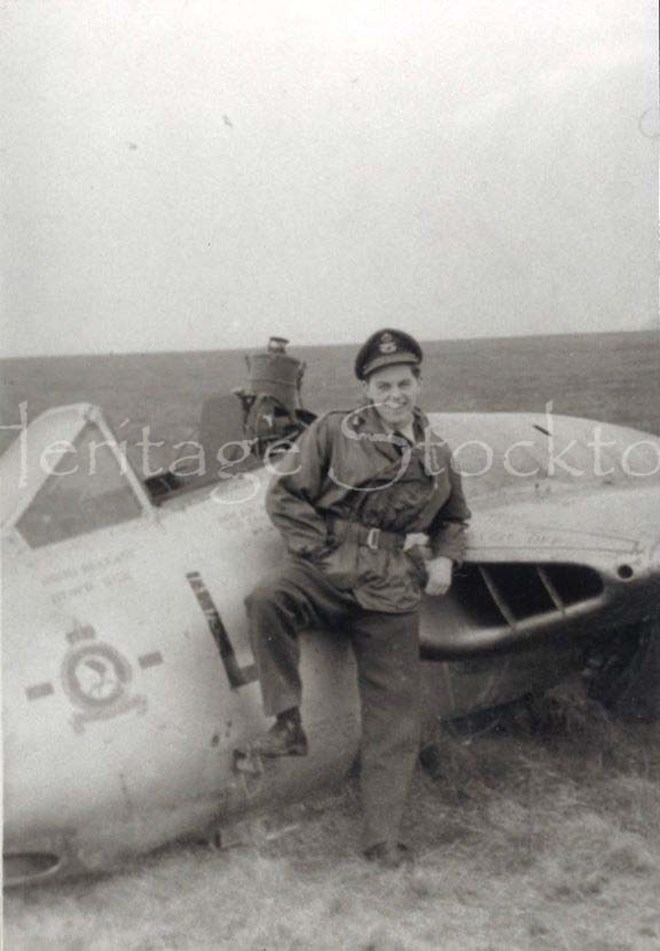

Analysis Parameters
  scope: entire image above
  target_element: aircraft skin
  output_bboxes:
[3,403,660,886]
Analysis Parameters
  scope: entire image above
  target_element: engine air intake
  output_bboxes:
[452,562,604,629]
[3,851,62,886]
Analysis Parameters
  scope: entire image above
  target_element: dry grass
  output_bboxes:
[5,688,660,950]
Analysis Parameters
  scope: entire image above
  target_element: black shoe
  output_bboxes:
[363,842,414,870]
[249,717,308,757]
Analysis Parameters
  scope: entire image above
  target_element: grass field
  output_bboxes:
[3,331,660,950]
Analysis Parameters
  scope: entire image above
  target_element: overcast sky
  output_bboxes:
[2,0,658,356]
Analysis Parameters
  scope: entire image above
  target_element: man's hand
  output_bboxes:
[424,556,454,596]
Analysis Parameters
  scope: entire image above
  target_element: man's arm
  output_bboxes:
[428,458,471,563]
[425,454,471,595]
[265,416,333,558]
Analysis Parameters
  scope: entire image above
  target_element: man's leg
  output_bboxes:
[349,610,421,855]
[245,559,355,754]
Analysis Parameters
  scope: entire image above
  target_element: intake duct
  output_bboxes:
[452,562,605,629]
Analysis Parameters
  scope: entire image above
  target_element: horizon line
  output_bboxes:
[2,327,657,362]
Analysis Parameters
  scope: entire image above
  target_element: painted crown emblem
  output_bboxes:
[379,332,398,354]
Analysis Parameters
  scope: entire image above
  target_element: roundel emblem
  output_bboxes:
[62,643,132,709]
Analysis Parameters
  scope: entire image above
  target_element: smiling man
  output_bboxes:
[245,328,471,867]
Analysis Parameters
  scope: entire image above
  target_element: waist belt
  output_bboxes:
[329,517,405,552]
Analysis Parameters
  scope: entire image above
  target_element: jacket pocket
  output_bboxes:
[309,537,359,590]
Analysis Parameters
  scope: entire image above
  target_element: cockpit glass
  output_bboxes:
[16,423,143,547]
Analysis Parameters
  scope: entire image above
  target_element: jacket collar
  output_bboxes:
[345,404,432,465]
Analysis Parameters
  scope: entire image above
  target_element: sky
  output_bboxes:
[2,0,658,356]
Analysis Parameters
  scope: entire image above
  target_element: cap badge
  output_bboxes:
[379,332,397,354]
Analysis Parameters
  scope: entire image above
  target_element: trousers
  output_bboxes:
[245,558,421,850]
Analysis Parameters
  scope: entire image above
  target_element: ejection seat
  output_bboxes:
[145,337,315,502]
[231,336,316,460]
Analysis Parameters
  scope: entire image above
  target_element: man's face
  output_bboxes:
[362,364,421,429]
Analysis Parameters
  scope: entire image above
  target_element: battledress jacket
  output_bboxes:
[266,404,471,614]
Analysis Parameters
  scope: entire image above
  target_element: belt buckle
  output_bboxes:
[366,527,380,551]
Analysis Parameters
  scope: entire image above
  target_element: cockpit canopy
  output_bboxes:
[1,404,151,549]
